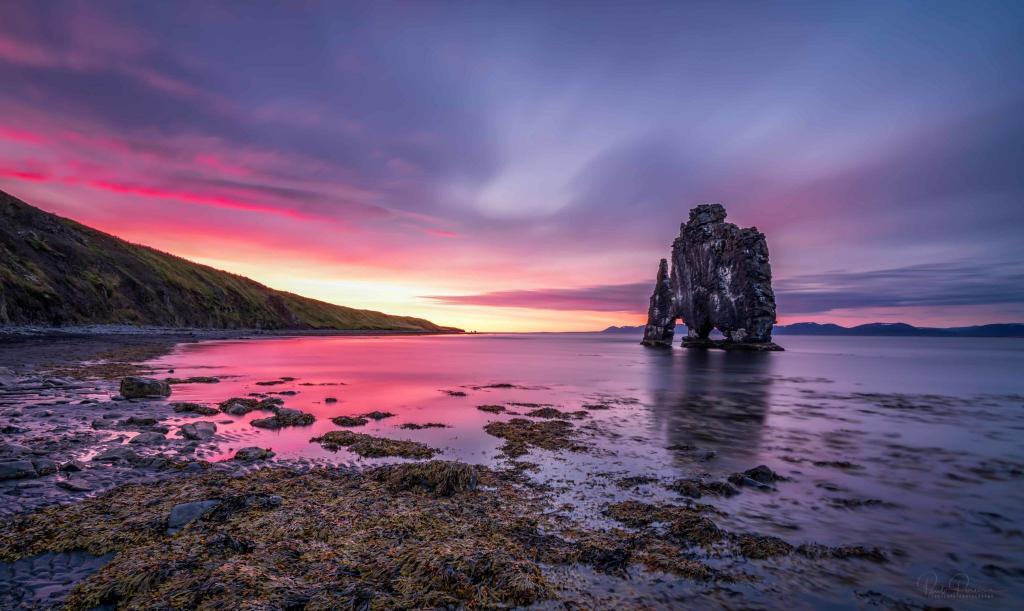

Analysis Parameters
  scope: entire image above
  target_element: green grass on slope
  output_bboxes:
[0,189,458,332]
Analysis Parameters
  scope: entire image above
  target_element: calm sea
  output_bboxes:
[152,333,1024,608]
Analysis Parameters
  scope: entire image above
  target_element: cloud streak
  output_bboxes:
[427,261,1024,318]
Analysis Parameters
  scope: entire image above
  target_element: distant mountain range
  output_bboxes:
[0,189,458,332]
[602,322,1024,338]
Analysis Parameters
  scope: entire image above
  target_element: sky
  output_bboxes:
[1,1,1022,331]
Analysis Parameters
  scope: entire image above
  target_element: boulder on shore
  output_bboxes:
[178,421,217,441]
[120,376,172,399]
[0,459,38,480]
[130,431,167,445]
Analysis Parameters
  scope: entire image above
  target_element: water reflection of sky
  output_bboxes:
[150,333,1024,608]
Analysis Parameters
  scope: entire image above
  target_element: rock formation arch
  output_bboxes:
[641,204,782,351]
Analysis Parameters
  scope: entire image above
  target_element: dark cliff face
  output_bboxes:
[642,204,779,349]
[0,189,457,332]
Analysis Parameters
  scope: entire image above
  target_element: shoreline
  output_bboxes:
[1,334,1020,609]
[0,326,465,370]
[0,324,465,340]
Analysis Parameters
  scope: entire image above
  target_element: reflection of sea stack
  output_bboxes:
[642,204,782,351]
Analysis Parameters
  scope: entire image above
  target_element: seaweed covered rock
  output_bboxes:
[362,410,395,421]
[165,376,220,384]
[332,415,369,427]
[233,447,275,461]
[398,422,450,430]
[251,408,315,429]
[371,461,479,496]
[119,376,171,399]
[641,204,782,350]
[483,418,584,458]
[524,407,587,420]
[172,402,219,416]
[311,430,438,459]
[728,464,787,489]
[667,478,739,498]
[219,397,281,416]
[737,534,794,559]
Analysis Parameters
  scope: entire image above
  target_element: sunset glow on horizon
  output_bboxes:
[2,2,1022,331]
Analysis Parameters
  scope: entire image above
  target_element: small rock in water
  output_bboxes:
[0,459,38,480]
[332,416,368,427]
[130,432,167,445]
[219,397,281,415]
[324,397,338,403]
[167,500,221,534]
[0,442,32,456]
[173,402,219,416]
[56,478,93,492]
[233,447,275,461]
[30,458,57,476]
[251,408,315,429]
[362,411,395,421]
[60,459,87,472]
[178,422,217,441]
[165,376,220,384]
[92,446,139,463]
[399,422,450,430]
[735,465,787,485]
[119,376,171,399]
[90,419,113,430]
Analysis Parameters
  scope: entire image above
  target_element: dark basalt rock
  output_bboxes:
[119,376,171,399]
[640,259,676,347]
[642,204,782,350]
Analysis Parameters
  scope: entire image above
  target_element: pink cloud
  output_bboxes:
[82,179,324,221]
[424,228,459,238]
[0,168,48,182]
[0,126,47,145]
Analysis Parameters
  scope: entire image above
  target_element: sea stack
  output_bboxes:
[641,204,782,351]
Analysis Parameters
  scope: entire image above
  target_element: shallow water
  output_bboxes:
[151,333,1024,608]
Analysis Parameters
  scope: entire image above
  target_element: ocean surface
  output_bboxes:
[151,333,1024,608]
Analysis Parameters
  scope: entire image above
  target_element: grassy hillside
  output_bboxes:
[0,189,458,332]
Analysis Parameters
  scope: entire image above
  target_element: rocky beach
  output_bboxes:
[1,332,1021,609]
